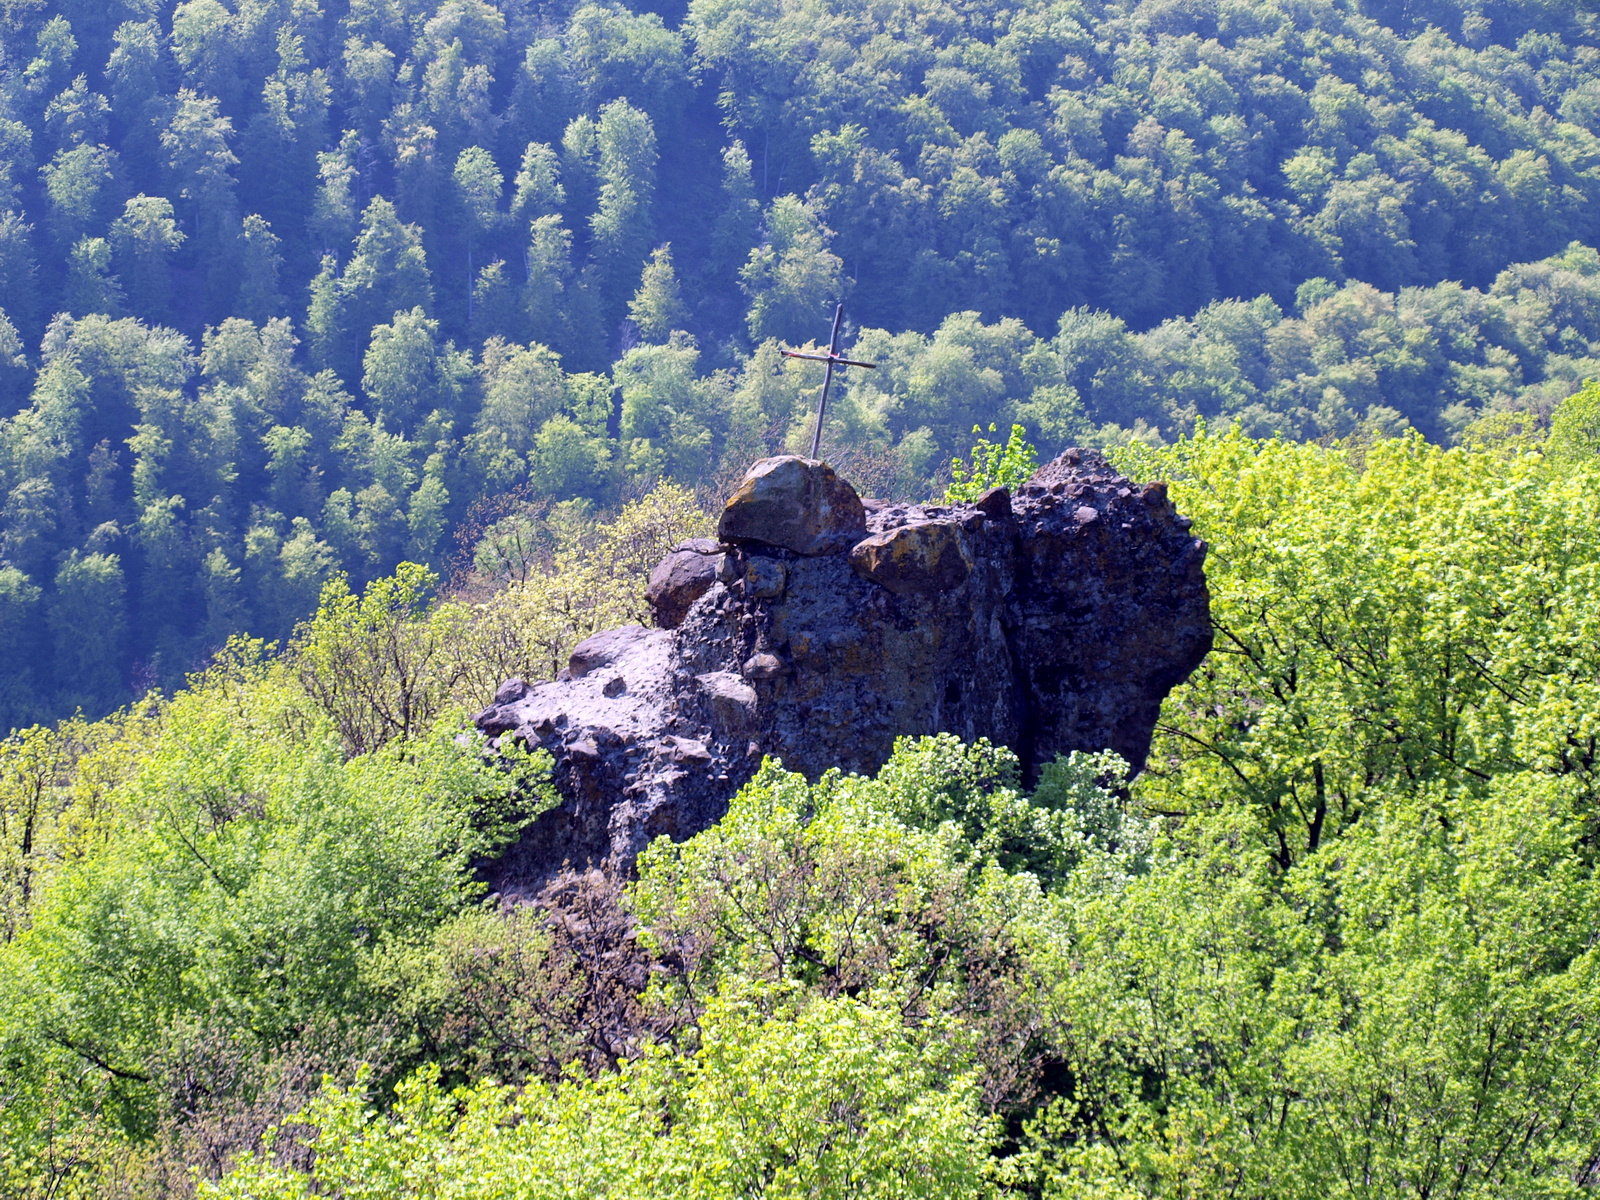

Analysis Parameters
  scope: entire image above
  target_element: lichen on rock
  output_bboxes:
[849,521,972,595]
[716,456,867,555]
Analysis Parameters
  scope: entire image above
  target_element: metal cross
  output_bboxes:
[780,303,876,460]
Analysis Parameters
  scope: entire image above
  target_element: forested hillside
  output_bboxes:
[8,421,1600,1197]
[3,0,1600,725]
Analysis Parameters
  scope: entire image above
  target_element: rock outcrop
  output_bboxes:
[475,451,1211,894]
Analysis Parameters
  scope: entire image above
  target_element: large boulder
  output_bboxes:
[475,450,1212,894]
[716,455,867,555]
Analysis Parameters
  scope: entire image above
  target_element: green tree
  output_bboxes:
[510,141,563,224]
[169,0,240,104]
[64,236,124,316]
[628,244,687,342]
[108,194,183,323]
[615,339,713,482]
[307,197,433,383]
[361,306,470,434]
[945,423,1038,501]
[47,550,127,713]
[158,89,237,245]
[710,140,759,287]
[310,130,361,256]
[104,20,166,180]
[589,100,657,315]
[468,338,568,485]
[0,652,543,1189]
[235,213,285,323]
[22,18,78,114]
[293,563,473,754]
[522,213,573,351]
[0,309,29,408]
[0,569,42,729]
[43,77,109,151]
[40,142,117,250]
[452,145,503,327]
[528,412,613,499]
[1546,378,1600,464]
[740,196,844,345]
[0,213,41,340]
[469,259,516,343]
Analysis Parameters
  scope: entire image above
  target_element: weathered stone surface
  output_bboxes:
[474,450,1212,895]
[1008,448,1212,773]
[698,671,758,736]
[742,652,785,679]
[645,541,722,629]
[849,521,972,595]
[567,625,652,678]
[744,556,787,598]
[716,456,867,555]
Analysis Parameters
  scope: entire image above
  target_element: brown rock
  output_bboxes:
[975,486,1012,521]
[849,522,972,595]
[716,456,866,555]
[742,652,785,679]
[646,547,720,628]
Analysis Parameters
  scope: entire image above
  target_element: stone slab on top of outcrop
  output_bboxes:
[716,456,867,555]
[475,450,1212,895]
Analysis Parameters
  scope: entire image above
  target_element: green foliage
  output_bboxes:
[203,992,995,1200]
[1115,430,1600,869]
[22,427,1600,1194]
[5,0,1600,723]
[1002,770,1600,1198]
[628,244,688,342]
[0,644,550,1196]
[293,563,470,755]
[630,742,1075,1110]
[467,481,712,680]
[946,423,1039,501]
[1005,428,1600,1197]
[1547,377,1600,464]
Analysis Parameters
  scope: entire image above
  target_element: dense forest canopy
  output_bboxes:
[2,0,1600,725]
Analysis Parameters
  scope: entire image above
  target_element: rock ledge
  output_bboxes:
[475,450,1211,894]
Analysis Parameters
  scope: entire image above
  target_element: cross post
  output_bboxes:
[780,303,876,460]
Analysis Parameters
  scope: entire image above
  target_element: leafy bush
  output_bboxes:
[946,423,1040,501]
[0,652,550,1196]
[203,992,996,1200]
[464,481,712,682]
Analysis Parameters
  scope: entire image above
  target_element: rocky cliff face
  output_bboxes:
[475,450,1212,894]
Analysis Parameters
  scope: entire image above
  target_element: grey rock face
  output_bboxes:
[475,449,1211,895]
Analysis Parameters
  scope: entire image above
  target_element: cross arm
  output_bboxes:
[780,350,877,369]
